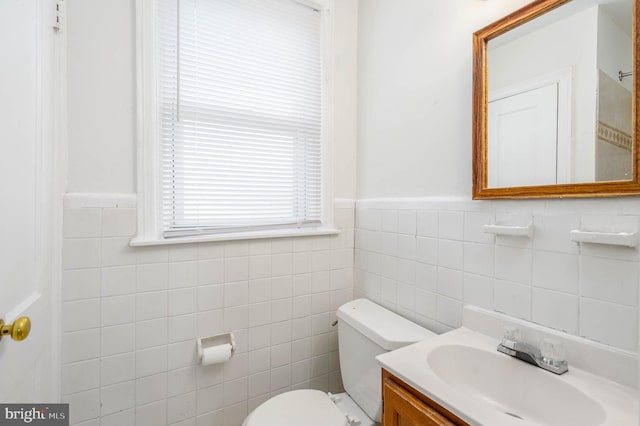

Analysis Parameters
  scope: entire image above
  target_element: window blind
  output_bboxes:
[157,0,323,237]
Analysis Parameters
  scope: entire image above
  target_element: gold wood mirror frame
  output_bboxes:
[473,0,640,199]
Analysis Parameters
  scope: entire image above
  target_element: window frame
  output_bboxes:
[132,0,336,246]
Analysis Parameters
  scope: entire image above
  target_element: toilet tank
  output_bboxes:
[336,299,436,423]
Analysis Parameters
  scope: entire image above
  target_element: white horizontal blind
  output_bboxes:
[157,0,323,237]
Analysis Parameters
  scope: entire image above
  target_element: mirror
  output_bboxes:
[473,0,640,199]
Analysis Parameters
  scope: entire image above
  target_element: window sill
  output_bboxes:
[129,227,341,247]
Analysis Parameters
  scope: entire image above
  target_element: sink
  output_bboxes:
[427,344,606,425]
[377,306,637,425]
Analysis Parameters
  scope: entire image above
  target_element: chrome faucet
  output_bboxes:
[497,326,568,375]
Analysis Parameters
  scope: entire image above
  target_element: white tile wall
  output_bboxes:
[355,198,640,350]
[63,196,640,425]
[62,204,354,426]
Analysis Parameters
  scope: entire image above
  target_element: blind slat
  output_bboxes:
[157,0,323,235]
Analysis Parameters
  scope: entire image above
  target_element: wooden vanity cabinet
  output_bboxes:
[381,369,468,426]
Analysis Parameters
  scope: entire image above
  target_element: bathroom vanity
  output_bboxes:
[382,369,467,426]
[377,306,638,425]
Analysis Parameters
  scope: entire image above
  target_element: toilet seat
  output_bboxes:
[243,389,351,426]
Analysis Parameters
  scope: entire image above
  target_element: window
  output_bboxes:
[134,0,334,244]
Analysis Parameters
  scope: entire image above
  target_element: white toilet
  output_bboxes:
[242,298,436,426]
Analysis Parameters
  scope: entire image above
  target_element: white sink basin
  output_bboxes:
[427,344,606,425]
[376,306,638,426]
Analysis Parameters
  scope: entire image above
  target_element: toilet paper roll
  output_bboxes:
[201,343,233,366]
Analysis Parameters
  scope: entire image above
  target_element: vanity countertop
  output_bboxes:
[376,307,638,426]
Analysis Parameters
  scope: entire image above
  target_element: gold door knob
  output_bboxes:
[0,316,31,341]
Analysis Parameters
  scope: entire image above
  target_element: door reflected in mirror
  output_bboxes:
[488,0,631,187]
[473,0,640,199]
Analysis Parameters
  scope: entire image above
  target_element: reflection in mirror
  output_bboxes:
[597,69,633,180]
[481,0,635,191]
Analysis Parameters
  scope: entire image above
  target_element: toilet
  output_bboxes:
[242,298,436,425]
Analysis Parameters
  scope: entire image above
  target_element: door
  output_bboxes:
[0,0,59,402]
[488,83,559,188]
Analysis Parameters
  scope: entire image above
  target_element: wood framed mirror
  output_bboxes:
[473,0,640,199]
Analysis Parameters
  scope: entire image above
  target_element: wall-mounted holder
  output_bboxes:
[569,230,638,248]
[197,332,236,366]
[484,222,533,238]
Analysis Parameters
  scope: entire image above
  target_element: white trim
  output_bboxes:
[51,0,67,401]
[136,0,162,241]
[334,198,356,209]
[130,226,340,247]
[19,0,67,402]
[63,193,353,211]
[320,0,336,235]
[356,196,487,211]
[64,193,137,209]
[135,0,335,243]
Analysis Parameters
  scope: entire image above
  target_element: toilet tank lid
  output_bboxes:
[337,299,436,351]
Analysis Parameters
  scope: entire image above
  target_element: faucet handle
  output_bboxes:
[540,338,566,367]
[501,326,520,349]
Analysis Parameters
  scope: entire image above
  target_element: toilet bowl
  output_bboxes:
[242,298,436,426]
[242,389,374,426]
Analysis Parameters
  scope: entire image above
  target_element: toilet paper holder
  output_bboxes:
[197,332,236,364]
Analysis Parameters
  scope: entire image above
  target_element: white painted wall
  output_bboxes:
[355,0,635,195]
[67,0,136,194]
[66,0,358,198]
[357,0,531,198]
[332,0,359,199]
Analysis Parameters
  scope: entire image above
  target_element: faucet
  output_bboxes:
[497,326,568,375]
